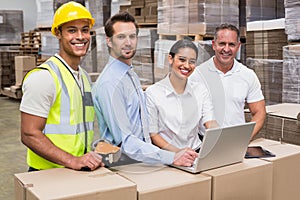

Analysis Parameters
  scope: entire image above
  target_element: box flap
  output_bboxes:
[14,167,136,200]
[265,103,300,119]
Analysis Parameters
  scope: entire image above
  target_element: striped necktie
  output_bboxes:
[127,68,151,143]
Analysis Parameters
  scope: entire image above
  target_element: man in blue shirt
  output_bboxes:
[92,12,197,166]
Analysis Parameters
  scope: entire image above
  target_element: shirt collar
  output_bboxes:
[55,53,81,76]
[208,56,241,75]
[107,56,132,75]
[55,53,82,80]
[160,73,193,97]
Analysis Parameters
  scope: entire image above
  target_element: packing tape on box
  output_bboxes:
[88,171,116,178]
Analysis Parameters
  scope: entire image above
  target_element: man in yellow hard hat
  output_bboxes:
[20,1,104,171]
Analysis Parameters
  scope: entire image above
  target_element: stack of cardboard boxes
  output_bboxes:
[0,10,23,44]
[265,104,300,145]
[245,19,288,106]
[87,0,111,29]
[120,0,158,24]
[282,44,300,104]
[36,0,53,28]
[246,103,300,146]
[157,0,239,36]
[246,19,287,60]
[246,58,283,106]
[0,50,18,88]
[284,0,300,41]
[133,28,158,84]
[245,0,277,22]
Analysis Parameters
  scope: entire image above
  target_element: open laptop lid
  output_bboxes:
[172,122,256,173]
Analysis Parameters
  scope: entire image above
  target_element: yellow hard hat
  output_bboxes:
[51,1,95,35]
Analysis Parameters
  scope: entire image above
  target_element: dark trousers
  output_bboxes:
[28,166,39,172]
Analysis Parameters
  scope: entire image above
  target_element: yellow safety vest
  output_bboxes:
[24,56,95,170]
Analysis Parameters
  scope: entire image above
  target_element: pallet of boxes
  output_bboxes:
[0,49,19,98]
[0,54,34,100]
[1,29,40,99]
[0,9,23,99]
[1,55,36,99]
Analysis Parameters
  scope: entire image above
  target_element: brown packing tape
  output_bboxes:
[24,183,34,188]
[88,171,116,178]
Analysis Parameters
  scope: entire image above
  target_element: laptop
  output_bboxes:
[171,122,256,174]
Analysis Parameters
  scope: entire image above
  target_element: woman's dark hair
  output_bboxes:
[104,11,139,37]
[169,39,198,59]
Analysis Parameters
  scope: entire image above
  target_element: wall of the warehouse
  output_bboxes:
[1,0,37,32]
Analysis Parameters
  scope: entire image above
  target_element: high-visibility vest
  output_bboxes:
[24,56,95,170]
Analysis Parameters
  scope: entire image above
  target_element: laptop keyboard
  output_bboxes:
[186,158,198,170]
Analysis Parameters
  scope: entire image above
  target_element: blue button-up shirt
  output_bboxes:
[92,57,174,165]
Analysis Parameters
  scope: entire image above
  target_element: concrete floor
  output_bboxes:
[0,96,27,200]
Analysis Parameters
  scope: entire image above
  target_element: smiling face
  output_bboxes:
[212,29,240,73]
[56,19,91,68]
[106,21,137,65]
[169,47,197,80]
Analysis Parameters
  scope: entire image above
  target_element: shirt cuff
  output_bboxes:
[158,149,175,165]
[202,113,216,125]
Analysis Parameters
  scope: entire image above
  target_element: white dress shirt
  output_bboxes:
[145,74,215,150]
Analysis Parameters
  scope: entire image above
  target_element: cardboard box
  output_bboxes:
[15,69,29,86]
[265,103,300,119]
[14,56,36,86]
[188,23,207,35]
[265,104,300,145]
[14,56,36,71]
[14,167,136,200]
[111,163,211,200]
[203,159,273,200]
[245,103,300,144]
[250,138,300,200]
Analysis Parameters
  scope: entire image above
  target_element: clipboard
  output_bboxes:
[245,146,276,158]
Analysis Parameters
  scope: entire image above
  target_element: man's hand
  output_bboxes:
[173,148,198,167]
[68,152,105,171]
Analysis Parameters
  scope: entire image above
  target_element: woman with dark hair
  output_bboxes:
[145,39,218,153]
